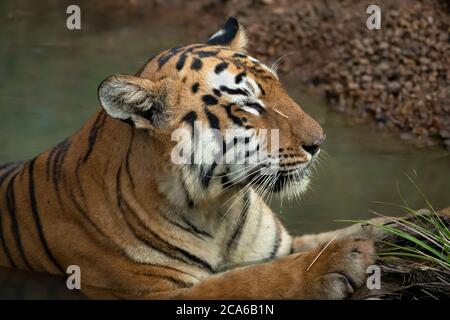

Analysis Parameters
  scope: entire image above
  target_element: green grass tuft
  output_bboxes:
[342,176,450,300]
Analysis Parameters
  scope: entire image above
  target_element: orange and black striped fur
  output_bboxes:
[0,18,379,299]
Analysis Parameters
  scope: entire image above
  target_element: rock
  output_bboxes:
[387,82,401,93]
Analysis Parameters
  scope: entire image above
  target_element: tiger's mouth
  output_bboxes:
[244,161,313,199]
[223,150,318,201]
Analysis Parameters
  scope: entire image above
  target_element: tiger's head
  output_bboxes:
[98,17,324,207]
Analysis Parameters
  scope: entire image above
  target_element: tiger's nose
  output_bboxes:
[301,135,325,156]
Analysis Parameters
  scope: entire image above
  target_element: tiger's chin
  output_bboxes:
[272,172,311,201]
[276,176,310,201]
[251,167,312,201]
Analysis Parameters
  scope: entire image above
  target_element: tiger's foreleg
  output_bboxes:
[292,217,388,253]
[107,236,375,300]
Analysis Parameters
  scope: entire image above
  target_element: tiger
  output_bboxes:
[0,17,381,299]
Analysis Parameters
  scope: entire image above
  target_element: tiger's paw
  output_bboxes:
[305,236,376,300]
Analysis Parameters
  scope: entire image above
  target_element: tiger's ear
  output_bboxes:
[98,74,171,129]
[207,17,248,51]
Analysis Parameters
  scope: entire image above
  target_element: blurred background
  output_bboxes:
[0,0,449,298]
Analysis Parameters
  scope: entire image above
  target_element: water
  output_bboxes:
[274,86,450,234]
[1,1,449,299]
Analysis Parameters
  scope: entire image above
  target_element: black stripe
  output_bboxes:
[175,53,188,71]
[223,139,238,161]
[190,58,203,71]
[222,103,243,126]
[181,217,213,238]
[0,165,20,268]
[232,53,247,59]
[160,212,211,241]
[213,88,222,97]
[161,214,204,240]
[191,83,199,94]
[6,171,34,271]
[51,146,62,188]
[257,83,266,95]
[116,165,143,230]
[244,102,265,114]
[196,50,218,58]
[245,148,259,159]
[158,45,184,69]
[219,85,249,96]
[186,44,208,52]
[68,189,106,239]
[221,174,230,187]
[28,158,64,274]
[268,218,281,259]
[50,139,71,210]
[132,261,200,280]
[214,62,229,74]
[160,275,193,288]
[202,95,218,106]
[203,109,222,170]
[83,111,107,162]
[52,161,122,258]
[0,207,16,268]
[137,272,193,288]
[52,138,71,183]
[158,44,208,70]
[204,108,220,130]
[221,137,228,161]
[181,111,198,126]
[116,168,213,272]
[0,163,20,188]
[125,130,136,189]
[227,192,251,252]
[235,72,246,84]
[200,162,217,189]
[147,229,214,273]
[181,111,197,138]
[46,146,58,181]
[180,175,194,208]
[131,217,214,274]
[66,162,108,240]
[57,158,114,249]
